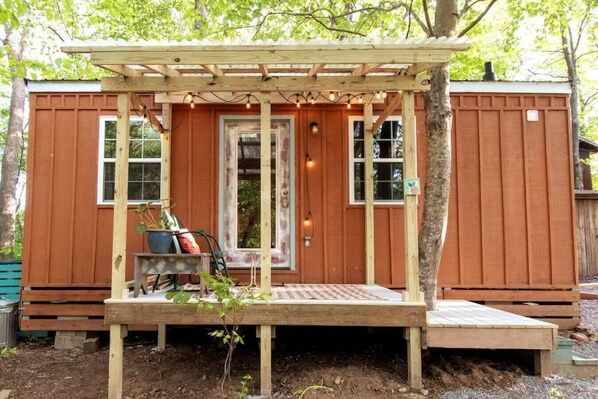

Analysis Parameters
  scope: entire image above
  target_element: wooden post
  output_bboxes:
[364,103,375,285]
[402,90,422,389]
[157,103,172,351]
[108,93,130,399]
[259,92,272,397]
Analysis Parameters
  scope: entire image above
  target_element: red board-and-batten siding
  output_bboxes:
[22,89,577,291]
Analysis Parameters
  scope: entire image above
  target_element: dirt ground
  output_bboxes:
[0,325,560,399]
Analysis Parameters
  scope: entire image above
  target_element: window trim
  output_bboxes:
[97,115,162,205]
[348,115,405,205]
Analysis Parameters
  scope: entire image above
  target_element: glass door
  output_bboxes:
[221,119,292,268]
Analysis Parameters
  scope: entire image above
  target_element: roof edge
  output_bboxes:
[27,80,571,95]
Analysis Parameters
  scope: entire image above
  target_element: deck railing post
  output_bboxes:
[108,92,130,399]
[364,103,375,284]
[402,90,422,389]
[259,91,273,396]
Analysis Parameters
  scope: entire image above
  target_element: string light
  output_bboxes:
[304,211,313,227]
[307,92,314,104]
[296,95,301,108]
[307,155,314,168]
[183,92,193,104]
[329,91,336,101]
[190,101,195,109]
[376,91,382,100]
[246,96,251,109]
[382,91,388,99]
[346,99,351,109]
[358,95,363,104]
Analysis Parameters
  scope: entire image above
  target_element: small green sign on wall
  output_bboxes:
[404,178,420,196]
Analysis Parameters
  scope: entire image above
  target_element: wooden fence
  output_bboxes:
[576,191,598,278]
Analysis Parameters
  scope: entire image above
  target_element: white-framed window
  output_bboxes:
[98,116,162,204]
[349,116,404,204]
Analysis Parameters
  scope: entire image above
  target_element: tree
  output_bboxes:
[0,2,28,259]
[521,0,598,190]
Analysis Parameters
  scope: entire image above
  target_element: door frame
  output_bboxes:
[218,115,296,269]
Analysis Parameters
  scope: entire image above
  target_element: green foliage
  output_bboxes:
[234,374,252,399]
[132,201,174,233]
[0,346,17,358]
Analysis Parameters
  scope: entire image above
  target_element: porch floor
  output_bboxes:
[426,300,558,351]
[105,284,427,327]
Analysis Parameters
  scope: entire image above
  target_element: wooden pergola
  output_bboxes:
[63,38,470,399]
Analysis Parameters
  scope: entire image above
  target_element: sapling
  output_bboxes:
[167,273,269,398]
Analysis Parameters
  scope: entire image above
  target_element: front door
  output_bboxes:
[220,118,293,268]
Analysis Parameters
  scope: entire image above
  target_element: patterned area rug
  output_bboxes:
[274,284,384,301]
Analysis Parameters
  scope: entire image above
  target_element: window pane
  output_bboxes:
[236,133,276,249]
[105,121,116,139]
[104,182,114,201]
[353,121,364,139]
[392,181,404,200]
[144,140,161,158]
[143,123,161,139]
[354,163,364,180]
[130,121,143,138]
[104,163,115,182]
[374,181,393,200]
[143,163,161,180]
[129,140,143,158]
[129,163,143,181]
[353,140,364,158]
[373,163,392,181]
[104,140,116,158]
[143,182,160,200]
[354,180,364,201]
[129,182,142,200]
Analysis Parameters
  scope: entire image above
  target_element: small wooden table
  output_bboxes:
[133,253,211,298]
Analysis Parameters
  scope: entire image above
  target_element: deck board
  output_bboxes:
[426,300,557,350]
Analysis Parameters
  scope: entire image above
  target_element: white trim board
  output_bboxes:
[27,80,571,95]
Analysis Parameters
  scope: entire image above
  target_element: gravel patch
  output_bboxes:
[438,375,598,399]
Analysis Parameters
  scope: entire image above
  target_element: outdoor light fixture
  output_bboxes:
[309,122,319,135]
[303,211,313,247]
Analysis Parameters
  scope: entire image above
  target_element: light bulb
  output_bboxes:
[358,95,363,104]
[183,92,193,103]
[346,101,351,109]
[307,157,313,168]
[382,91,387,99]
[190,102,195,109]
[296,97,301,108]
[304,218,311,227]
[246,97,251,109]
[376,91,382,100]
[329,91,335,101]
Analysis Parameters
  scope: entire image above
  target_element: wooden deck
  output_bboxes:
[105,284,427,327]
[427,300,557,351]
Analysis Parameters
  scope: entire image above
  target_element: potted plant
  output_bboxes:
[134,202,174,253]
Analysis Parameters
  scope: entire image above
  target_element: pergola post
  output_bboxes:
[364,103,375,285]
[108,92,130,399]
[157,102,172,351]
[259,92,273,396]
[402,90,422,388]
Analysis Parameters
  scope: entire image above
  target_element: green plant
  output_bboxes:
[167,273,269,398]
[234,374,252,398]
[133,201,174,233]
[294,383,333,398]
[1,347,17,358]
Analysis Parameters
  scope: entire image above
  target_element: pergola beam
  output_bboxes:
[258,64,269,77]
[371,93,403,132]
[101,75,431,93]
[142,64,181,76]
[352,63,380,76]
[308,63,326,76]
[201,64,224,76]
[99,64,141,77]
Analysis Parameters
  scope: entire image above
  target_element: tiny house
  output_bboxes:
[21,78,579,331]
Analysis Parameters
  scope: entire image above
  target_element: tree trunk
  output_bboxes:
[420,65,453,310]
[562,28,583,190]
[418,0,458,310]
[0,27,27,260]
